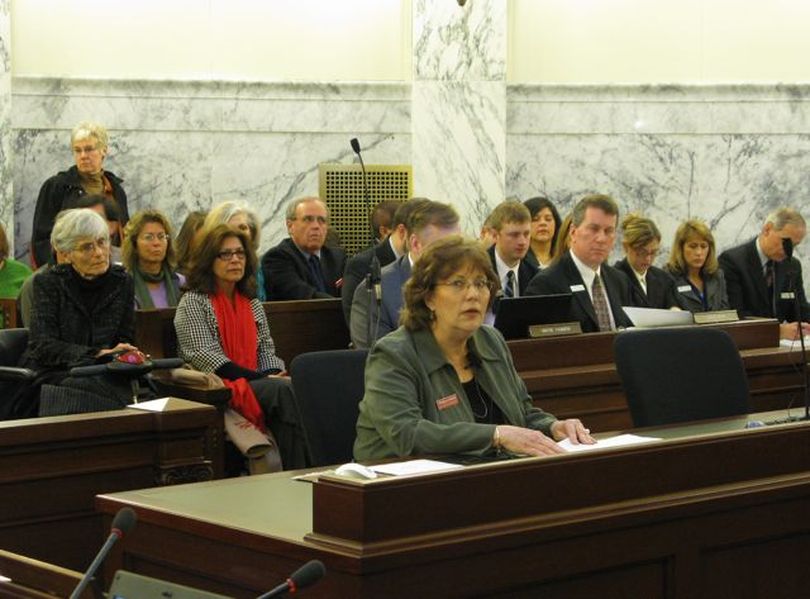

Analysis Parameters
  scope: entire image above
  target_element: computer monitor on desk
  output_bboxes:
[494,293,573,340]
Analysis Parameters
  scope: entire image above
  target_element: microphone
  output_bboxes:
[256,560,326,598]
[70,507,137,599]
[783,236,794,259]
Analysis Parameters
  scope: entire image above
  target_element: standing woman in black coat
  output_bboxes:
[21,209,139,417]
[31,122,129,268]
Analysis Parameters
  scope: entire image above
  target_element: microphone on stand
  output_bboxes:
[70,507,137,599]
[782,237,810,421]
[256,560,326,598]
[350,137,382,349]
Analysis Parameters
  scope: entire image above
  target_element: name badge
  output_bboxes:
[570,284,586,293]
[677,285,692,293]
[781,292,795,300]
[435,394,460,411]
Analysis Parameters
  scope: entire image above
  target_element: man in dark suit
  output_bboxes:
[262,197,347,300]
[350,200,460,348]
[525,194,633,332]
[341,200,419,326]
[486,201,538,299]
[718,207,810,340]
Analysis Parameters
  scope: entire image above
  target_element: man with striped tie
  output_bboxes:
[487,201,538,300]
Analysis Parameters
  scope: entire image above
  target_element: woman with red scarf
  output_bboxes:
[174,224,309,470]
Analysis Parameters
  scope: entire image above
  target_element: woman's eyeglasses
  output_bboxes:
[216,249,247,261]
[74,238,109,255]
[437,278,492,293]
[141,233,169,242]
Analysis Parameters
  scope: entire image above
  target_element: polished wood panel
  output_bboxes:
[97,412,810,598]
[0,399,219,572]
[0,549,92,599]
[0,298,19,329]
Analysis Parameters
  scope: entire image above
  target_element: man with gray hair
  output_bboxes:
[261,196,347,300]
[719,207,810,340]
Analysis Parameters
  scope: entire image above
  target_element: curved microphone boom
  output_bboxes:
[70,507,137,599]
[256,560,326,598]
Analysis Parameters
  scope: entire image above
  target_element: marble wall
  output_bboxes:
[0,0,11,247]
[10,78,810,279]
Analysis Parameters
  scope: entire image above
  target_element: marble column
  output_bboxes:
[412,0,507,234]
[0,0,11,249]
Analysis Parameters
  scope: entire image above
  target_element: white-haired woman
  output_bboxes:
[203,201,266,300]
[32,121,129,268]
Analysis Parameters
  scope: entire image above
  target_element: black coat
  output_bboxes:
[24,264,135,372]
[32,166,128,267]
[719,238,810,321]
[341,237,398,325]
[488,246,538,297]
[525,251,634,332]
[262,238,347,301]
[614,259,680,309]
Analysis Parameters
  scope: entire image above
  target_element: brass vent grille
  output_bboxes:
[319,163,413,256]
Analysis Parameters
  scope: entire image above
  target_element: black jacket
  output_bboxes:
[488,246,538,297]
[341,237,398,325]
[719,238,810,321]
[24,264,135,372]
[32,166,128,267]
[614,259,680,309]
[525,251,633,332]
[262,238,347,301]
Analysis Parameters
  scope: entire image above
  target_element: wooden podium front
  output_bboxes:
[98,411,810,598]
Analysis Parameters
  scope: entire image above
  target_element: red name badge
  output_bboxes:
[435,394,460,411]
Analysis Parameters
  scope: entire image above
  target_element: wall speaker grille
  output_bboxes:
[319,164,413,256]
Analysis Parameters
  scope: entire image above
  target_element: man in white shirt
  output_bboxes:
[486,201,538,298]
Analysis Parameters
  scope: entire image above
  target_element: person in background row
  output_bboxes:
[526,194,633,332]
[523,196,562,270]
[32,121,128,267]
[174,210,208,276]
[204,201,266,300]
[487,201,537,298]
[479,212,497,249]
[122,209,185,309]
[615,213,680,310]
[719,207,810,340]
[262,197,347,301]
[665,219,729,314]
[552,212,573,261]
[354,235,595,461]
[0,223,32,327]
[370,200,400,244]
[174,224,309,469]
[76,194,124,263]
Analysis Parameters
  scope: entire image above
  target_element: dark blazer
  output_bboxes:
[32,166,128,268]
[350,254,411,348]
[488,246,538,297]
[666,268,730,313]
[341,237,398,325]
[262,238,347,301]
[719,238,810,321]
[614,259,680,309]
[525,251,634,333]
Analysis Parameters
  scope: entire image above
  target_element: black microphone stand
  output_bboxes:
[786,260,810,421]
[350,138,381,349]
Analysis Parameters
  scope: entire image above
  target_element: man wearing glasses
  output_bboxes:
[261,197,347,301]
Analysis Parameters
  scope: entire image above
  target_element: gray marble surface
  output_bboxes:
[0,0,11,246]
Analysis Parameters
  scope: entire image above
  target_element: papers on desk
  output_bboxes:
[370,459,464,477]
[558,433,662,453]
[623,306,694,328]
[779,336,810,349]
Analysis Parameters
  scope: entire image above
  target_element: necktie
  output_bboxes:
[504,270,515,298]
[591,273,613,332]
[308,254,327,293]
[765,260,776,315]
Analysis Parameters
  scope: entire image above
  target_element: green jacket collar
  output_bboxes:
[410,327,501,375]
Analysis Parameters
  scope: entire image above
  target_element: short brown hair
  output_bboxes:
[621,213,661,248]
[400,235,499,331]
[407,201,459,237]
[571,194,620,227]
[666,219,719,276]
[487,201,531,232]
[122,209,176,272]
[185,224,258,298]
[174,210,207,273]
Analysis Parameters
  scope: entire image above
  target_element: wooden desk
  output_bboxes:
[98,411,810,598]
[509,319,806,431]
[0,549,91,598]
[0,399,219,572]
[135,298,349,362]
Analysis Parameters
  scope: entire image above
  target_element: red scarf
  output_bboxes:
[211,290,265,431]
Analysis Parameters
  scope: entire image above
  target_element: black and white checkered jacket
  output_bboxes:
[174,289,285,374]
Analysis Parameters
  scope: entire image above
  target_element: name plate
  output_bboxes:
[529,321,583,338]
[693,309,739,324]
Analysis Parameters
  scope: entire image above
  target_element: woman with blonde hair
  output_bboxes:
[665,219,729,312]
[122,209,184,309]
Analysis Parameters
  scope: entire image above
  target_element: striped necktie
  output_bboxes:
[504,270,515,298]
[592,273,613,332]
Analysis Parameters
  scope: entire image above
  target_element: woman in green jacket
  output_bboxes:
[354,235,594,461]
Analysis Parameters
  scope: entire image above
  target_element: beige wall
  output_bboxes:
[509,0,810,83]
[11,0,412,81]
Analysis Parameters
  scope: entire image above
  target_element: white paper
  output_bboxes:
[558,433,662,453]
[127,397,171,412]
[370,459,464,476]
[779,336,810,349]
[622,306,694,328]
